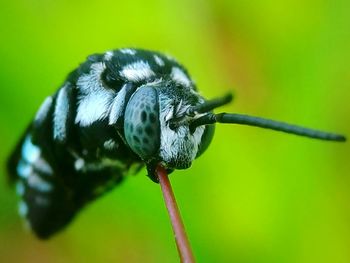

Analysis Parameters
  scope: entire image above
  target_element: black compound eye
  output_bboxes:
[124,86,160,160]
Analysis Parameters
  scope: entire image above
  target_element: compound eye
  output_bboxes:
[124,86,160,161]
[196,124,215,158]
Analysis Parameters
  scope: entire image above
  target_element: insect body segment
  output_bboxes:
[7,48,346,239]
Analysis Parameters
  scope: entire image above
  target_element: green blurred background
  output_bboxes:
[0,0,349,262]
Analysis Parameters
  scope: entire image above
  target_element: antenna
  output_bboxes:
[190,112,346,142]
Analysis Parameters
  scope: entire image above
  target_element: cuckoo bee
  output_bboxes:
[7,48,346,239]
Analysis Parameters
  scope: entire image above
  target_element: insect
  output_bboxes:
[7,48,346,239]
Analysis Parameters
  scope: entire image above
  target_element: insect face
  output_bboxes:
[124,81,213,171]
[157,89,206,170]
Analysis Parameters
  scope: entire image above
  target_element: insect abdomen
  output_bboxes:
[7,71,128,238]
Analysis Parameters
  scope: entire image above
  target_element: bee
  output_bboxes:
[7,48,346,239]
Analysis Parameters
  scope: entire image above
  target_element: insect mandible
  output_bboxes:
[7,48,346,239]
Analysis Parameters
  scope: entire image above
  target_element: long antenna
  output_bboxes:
[190,113,346,142]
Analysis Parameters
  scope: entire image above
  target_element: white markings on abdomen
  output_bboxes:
[22,136,41,163]
[18,201,28,217]
[53,84,70,142]
[17,159,33,179]
[34,96,53,126]
[16,181,25,196]
[28,173,53,192]
[33,157,53,175]
[16,136,54,221]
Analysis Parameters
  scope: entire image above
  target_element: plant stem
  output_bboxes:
[156,165,196,263]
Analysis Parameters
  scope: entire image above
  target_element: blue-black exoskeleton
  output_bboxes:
[7,48,346,239]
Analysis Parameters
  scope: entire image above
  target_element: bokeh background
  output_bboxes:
[0,0,349,262]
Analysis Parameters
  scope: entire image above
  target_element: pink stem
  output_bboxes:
[156,165,196,263]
